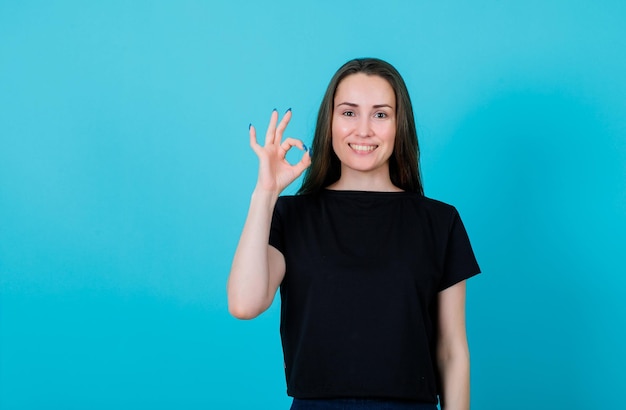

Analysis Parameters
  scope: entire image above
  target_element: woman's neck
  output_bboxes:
[327,168,402,192]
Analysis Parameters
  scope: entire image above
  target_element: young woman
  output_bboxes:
[228,58,480,410]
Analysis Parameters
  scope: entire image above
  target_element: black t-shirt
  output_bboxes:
[269,190,480,403]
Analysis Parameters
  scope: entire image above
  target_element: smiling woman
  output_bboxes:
[227,58,480,410]
[329,73,398,191]
[299,58,422,196]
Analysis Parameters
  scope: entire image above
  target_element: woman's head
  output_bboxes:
[298,58,423,195]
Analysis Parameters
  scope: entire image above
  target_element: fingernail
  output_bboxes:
[249,123,252,130]
[273,108,277,112]
[286,107,292,113]
[303,143,308,152]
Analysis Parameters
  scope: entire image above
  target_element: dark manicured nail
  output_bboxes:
[273,108,277,112]
[249,123,252,130]
[303,144,308,152]
[286,107,292,113]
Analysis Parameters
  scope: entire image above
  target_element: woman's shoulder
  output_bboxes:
[275,192,320,212]
[415,196,463,227]
[276,192,319,204]
[418,195,458,213]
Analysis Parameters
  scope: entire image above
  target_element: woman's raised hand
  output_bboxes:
[249,109,311,194]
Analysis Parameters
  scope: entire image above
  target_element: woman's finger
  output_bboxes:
[274,109,292,145]
[249,123,257,146]
[279,137,307,155]
[249,124,263,156]
[292,150,312,177]
[264,109,279,146]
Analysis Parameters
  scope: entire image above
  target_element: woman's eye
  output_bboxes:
[343,111,355,117]
[374,112,387,118]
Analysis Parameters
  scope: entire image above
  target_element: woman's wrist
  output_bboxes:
[250,186,280,207]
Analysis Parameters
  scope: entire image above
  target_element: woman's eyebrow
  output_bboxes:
[335,102,394,108]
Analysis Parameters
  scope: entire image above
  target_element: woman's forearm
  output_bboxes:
[437,281,470,410]
[227,188,280,319]
[438,341,470,410]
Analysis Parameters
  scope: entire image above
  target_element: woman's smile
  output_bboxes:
[348,143,378,153]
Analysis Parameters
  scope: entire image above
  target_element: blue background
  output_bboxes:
[1,1,625,408]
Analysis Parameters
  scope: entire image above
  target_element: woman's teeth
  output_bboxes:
[349,144,377,152]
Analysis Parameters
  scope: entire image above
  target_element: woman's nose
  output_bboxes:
[356,118,371,137]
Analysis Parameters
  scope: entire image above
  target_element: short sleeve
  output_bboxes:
[269,198,285,254]
[438,208,481,291]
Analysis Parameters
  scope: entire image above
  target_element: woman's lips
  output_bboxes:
[349,143,378,153]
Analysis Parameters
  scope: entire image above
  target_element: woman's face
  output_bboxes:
[331,73,396,179]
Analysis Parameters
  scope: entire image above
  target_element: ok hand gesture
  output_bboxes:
[250,109,311,195]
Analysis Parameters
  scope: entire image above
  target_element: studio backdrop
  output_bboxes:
[1,1,625,409]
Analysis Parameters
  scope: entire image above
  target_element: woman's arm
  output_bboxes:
[227,190,284,319]
[227,109,310,319]
[437,280,470,410]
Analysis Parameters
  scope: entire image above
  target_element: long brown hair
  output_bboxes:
[298,58,423,195]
